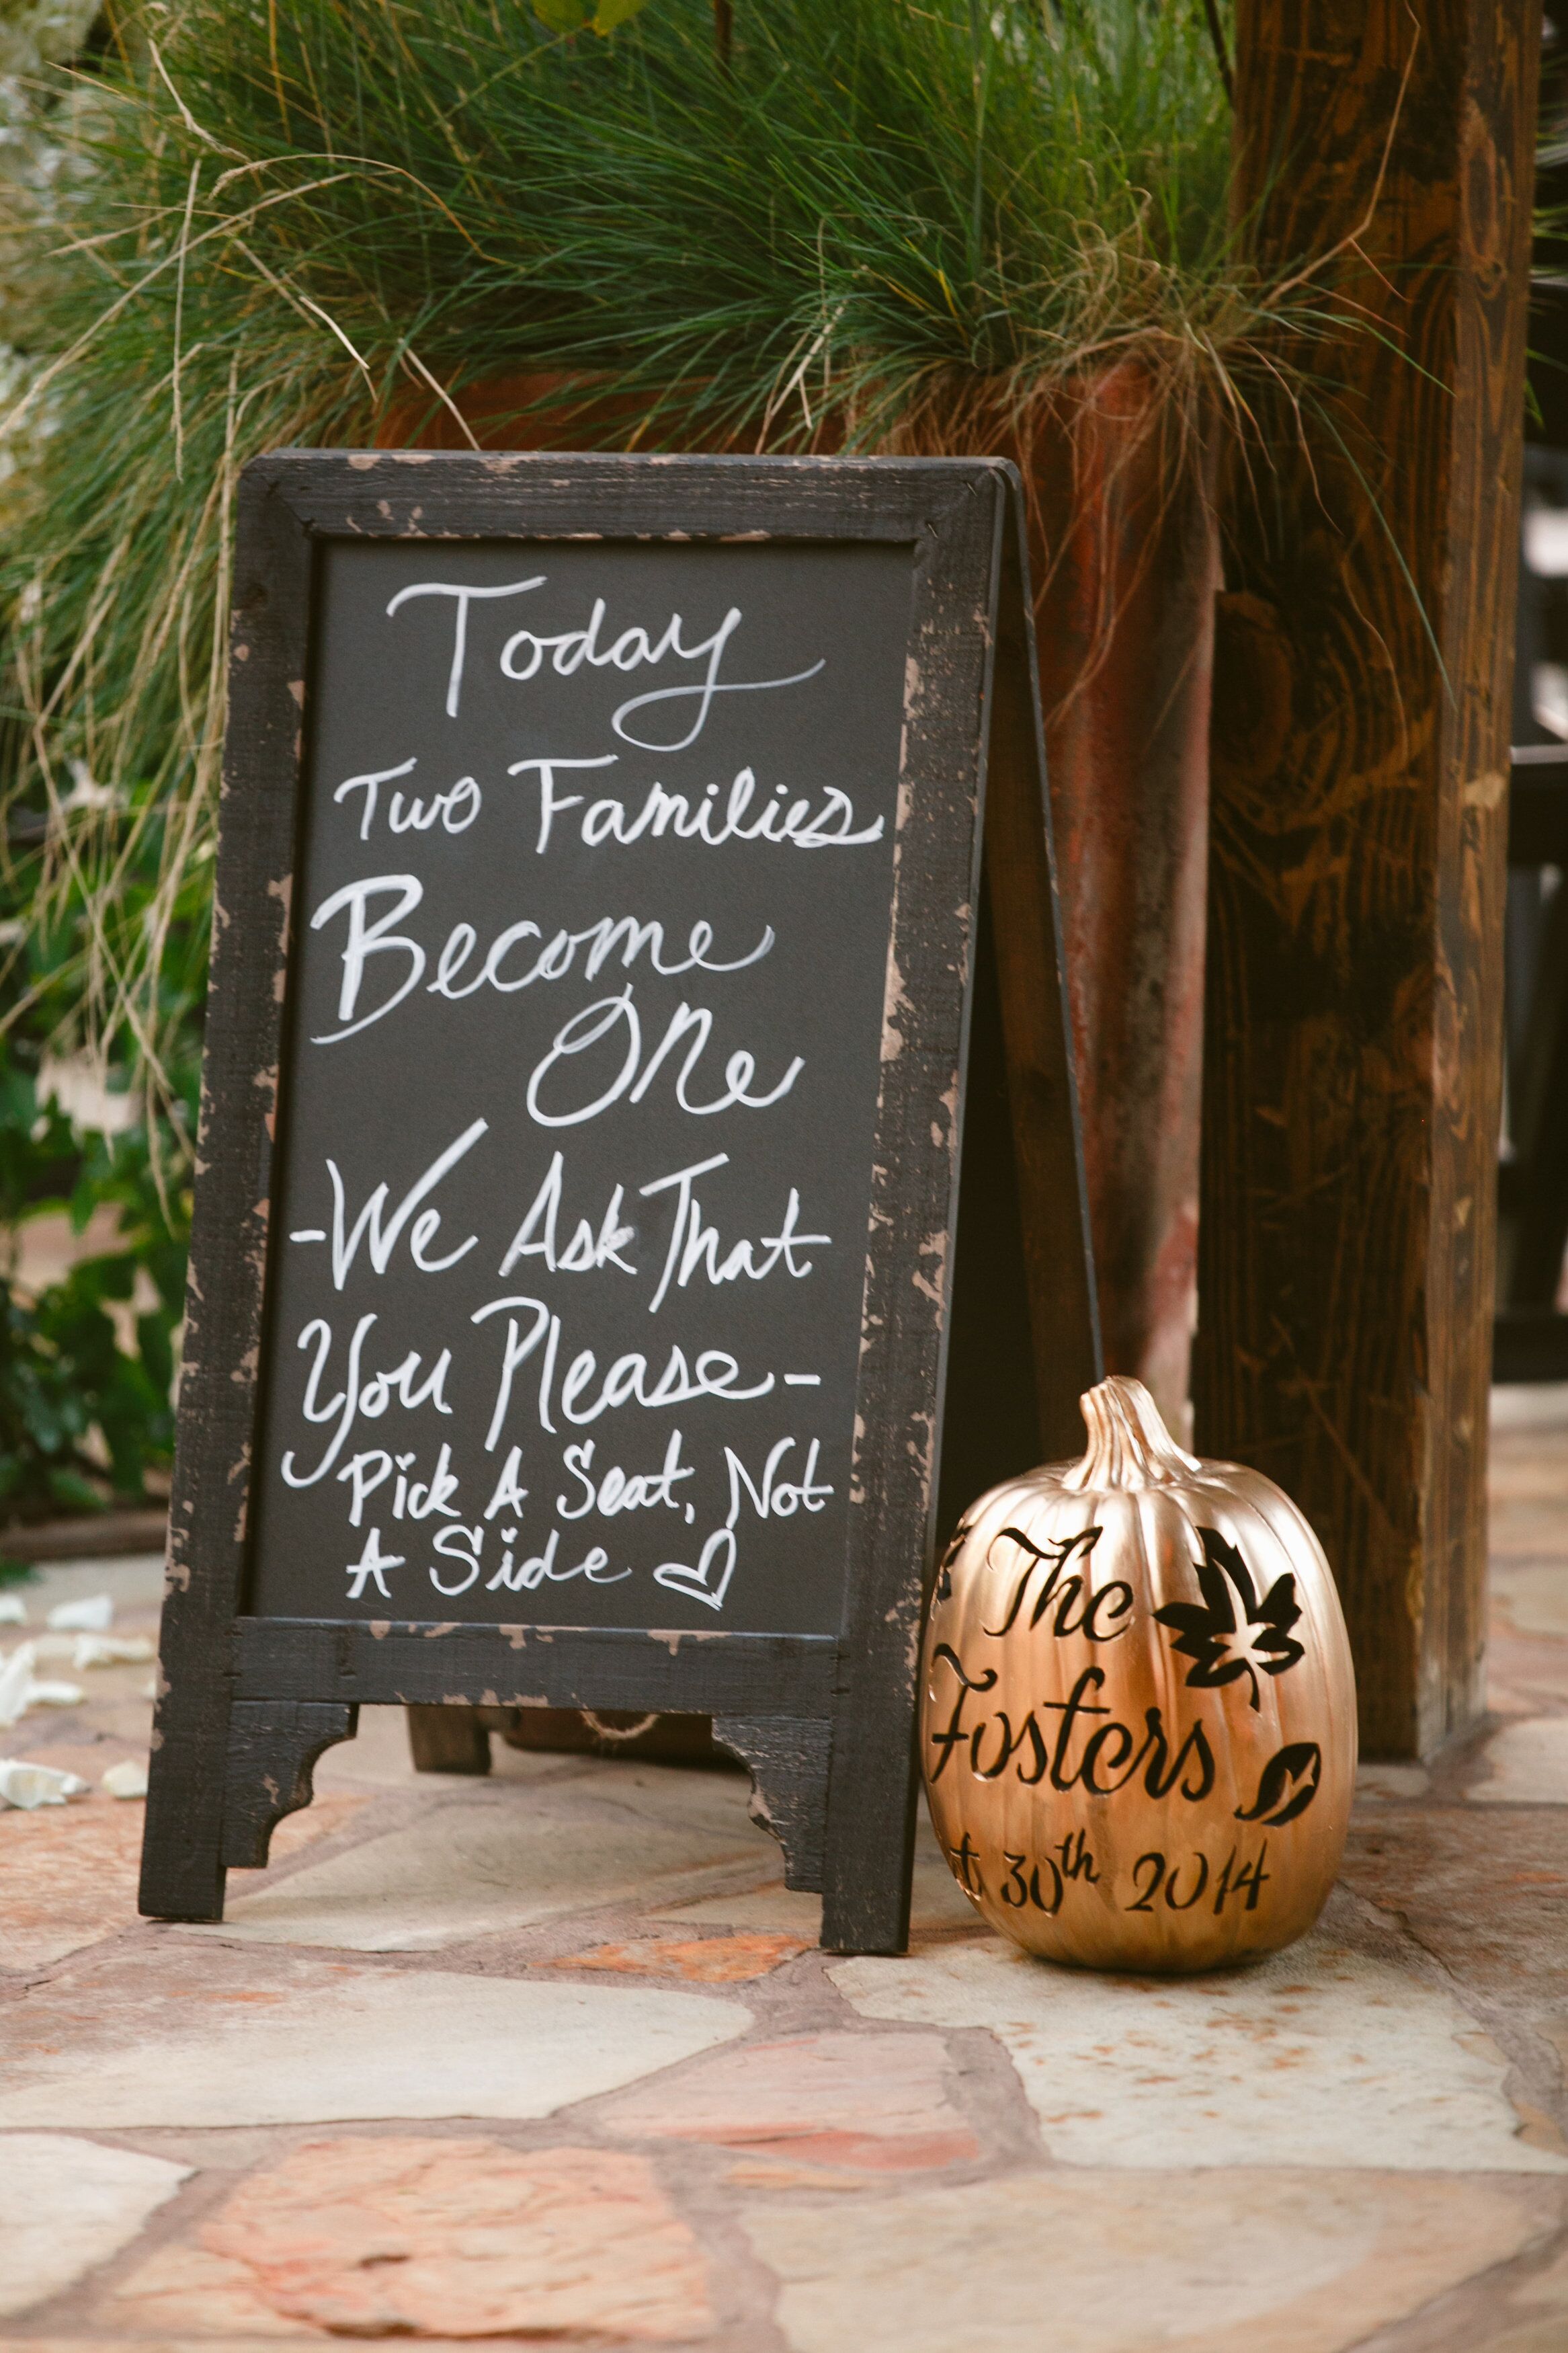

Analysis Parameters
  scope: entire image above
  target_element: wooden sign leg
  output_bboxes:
[712,1717,833,1891]
[821,496,1100,1955]
[139,1685,234,1921]
[820,1699,920,1954]
[221,1702,360,1868]
[407,1705,493,1774]
[139,1522,245,1921]
[142,1685,359,1919]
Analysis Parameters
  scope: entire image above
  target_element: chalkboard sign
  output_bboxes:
[139,452,1098,1954]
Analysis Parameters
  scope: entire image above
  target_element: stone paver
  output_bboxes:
[831,1911,1567,2171]
[595,2028,979,2170]
[547,1931,809,1981]
[1469,2240,1568,2350]
[1471,1715,1568,1804]
[657,1881,826,1936]
[11,2338,493,2351]
[0,2134,190,2320]
[1357,1761,1431,1800]
[0,1793,364,1972]
[1342,1800,1568,2026]
[111,2139,713,2343]
[104,2241,325,2338]
[741,2169,1560,2353]
[0,1966,749,2126]
[659,1808,982,1942]
[192,1763,777,1950]
[1492,1560,1568,1640]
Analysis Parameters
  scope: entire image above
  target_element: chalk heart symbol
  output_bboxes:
[653,1527,736,1612]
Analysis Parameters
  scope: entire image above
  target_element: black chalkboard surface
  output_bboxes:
[140,452,1098,1954]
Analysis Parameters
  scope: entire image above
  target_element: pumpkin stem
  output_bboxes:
[1063,1375,1200,1490]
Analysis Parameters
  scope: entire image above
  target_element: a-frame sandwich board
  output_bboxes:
[138,451,1100,1955]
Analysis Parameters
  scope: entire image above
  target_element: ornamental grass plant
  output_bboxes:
[0,0,1280,1090]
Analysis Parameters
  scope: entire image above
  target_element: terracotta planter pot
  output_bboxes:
[383,363,1217,1435]
[377,372,698,453]
[1019,369,1219,1437]
[903,363,1215,1431]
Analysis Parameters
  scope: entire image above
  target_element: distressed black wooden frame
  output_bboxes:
[138,451,1097,1954]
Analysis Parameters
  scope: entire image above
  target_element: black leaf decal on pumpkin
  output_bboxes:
[1235,1741,1323,1826]
[1153,1527,1305,1710]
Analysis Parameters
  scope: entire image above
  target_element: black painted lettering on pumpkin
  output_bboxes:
[1106,1706,1213,1803]
[945,1667,1223,1802]
[1212,1842,1271,1911]
[1126,1851,1165,1911]
[949,1831,985,1896]
[1014,1716,1051,1787]
[931,1645,1220,1804]
[1122,1843,1273,1917]
[982,1525,1125,1640]
[1234,1741,1322,1826]
[1142,1710,1216,1802]
[1050,1573,1137,1643]
[1028,1856,1064,1912]
[1056,1828,1098,1883]
[1000,1849,1067,1912]
[1079,1717,1137,1792]
[1077,1580,1135,1640]
[969,1710,1017,1781]
[925,1642,999,1781]
[1039,1665,1113,1787]
[971,1708,1050,1786]
[1163,1851,1209,1910]
[1152,1526,1305,1710]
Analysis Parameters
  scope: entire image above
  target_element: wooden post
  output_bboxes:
[1196,0,1540,1755]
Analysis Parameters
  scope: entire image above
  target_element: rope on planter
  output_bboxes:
[581,1709,661,1744]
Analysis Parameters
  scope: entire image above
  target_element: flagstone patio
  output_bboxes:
[3,1392,1568,2350]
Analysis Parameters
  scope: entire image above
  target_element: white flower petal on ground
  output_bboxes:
[22,1679,84,1709]
[0,1643,37,1726]
[0,1758,89,1808]
[46,1593,114,1632]
[32,1632,156,1669]
[101,1758,149,1799]
[77,1632,154,1667]
[0,1644,86,1724]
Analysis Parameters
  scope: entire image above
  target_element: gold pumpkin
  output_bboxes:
[921,1375,1356,1971]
